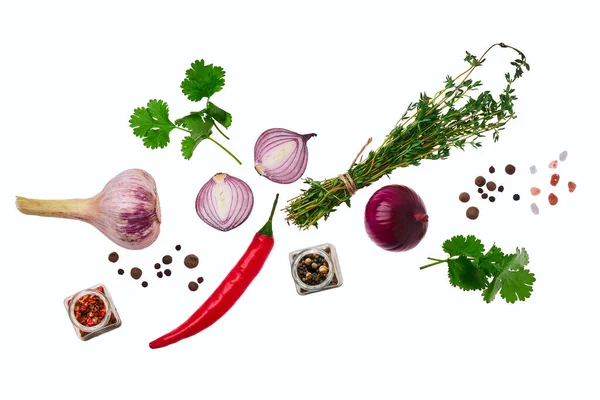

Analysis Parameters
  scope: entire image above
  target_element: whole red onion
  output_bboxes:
[364,185,428,252]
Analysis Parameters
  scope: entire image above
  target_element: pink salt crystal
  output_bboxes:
[568,181,576,192]
[530,187,541,196]
[548,160,558,169]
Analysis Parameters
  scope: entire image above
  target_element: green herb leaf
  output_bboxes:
[479,244,505,276]
[483,248,534,303]
[181,60,225,102]
[443,235,484,258]
[175,112,206,133]
[448,256,487,291]
[179,118,213,160]
[129,100,176,149]
[206,102,232,128]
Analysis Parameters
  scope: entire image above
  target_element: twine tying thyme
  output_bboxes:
[337,137,373,195]
[284,42,530,230]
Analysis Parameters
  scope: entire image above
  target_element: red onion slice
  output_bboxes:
[254,128,316,184]
[195,173,254,231]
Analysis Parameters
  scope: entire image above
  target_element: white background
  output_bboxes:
[1,1,599,399]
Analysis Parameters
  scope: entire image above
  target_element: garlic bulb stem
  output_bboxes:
[15,197,94,221]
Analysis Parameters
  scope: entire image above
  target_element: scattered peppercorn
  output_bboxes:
[175,244,181,251]
[297,254,329,286]
[505,164,516,175]
[550,173,560,186]
[108,252,119,263]
[162,255,173,265]
[475,176,486,187]
[498,185,504,192]
[197,277,204,284]
[486,181,497,191]
[513,194,520,201]
[154,263,161,270]
[548,193,558,206]
[489,196,496,203]
[568,181,576,192]
[477,188,484,194]
[481,193,488,199]
[142,281,148,288]
[188,281,199,291]
[184,254,199,269]
[157,271,163,278]
[164,269,171,277]
[466,206,479,220]
[130,267,142,280]
[489,166,495,173]
[459,192,470,203]
[117,268,124,275]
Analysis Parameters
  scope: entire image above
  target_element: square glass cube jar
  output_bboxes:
[289,243,343,295]
[64,283,122,341]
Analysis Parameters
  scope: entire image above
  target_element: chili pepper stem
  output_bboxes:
[257,194,279,238]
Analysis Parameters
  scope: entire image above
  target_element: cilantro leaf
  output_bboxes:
[175,112,206,133]
[482,248,534,303]
[443,235,484,258]
[181,60,225,102]
[129,99,176,149]
[179,118,214,160]
[447,256,487,291]
[206,102,232,128]
[479,244,505,276]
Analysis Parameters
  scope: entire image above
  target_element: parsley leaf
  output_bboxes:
[422,237,535,304]
[448,256,487,291]
[443,235,484,258]
[129,99,176,149]
[181,60,225,102]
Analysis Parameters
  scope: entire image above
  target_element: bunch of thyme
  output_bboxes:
[284,43,529,229]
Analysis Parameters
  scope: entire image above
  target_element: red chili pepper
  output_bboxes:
[149,194,280,350]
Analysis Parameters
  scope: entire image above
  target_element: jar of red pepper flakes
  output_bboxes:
[63,284,122,341]
[290,243,343,295]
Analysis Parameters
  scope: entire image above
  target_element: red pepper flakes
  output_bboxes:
[530,187,541,196]
[548,193,558,206]
[550,173,560,186]
[73,293,106,327]
[568,181,577,192]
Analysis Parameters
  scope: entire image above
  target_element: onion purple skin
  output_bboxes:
[195,173,254,232]
[364,184,429,252]
[254,128,316,184]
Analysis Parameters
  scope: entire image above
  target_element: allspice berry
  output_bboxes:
[304,258,312,265]
[475,176,486,187]
[466,206,480,220]
[486,181,497,191]
[318,266,329,275]
[505,164,516,175]
[458,192,470,203]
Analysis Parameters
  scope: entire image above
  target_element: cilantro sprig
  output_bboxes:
[129,60,241,163]
[420,235,535,303]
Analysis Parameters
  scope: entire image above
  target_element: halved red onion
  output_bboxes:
[254,128,316,184]
[195,173,254,231]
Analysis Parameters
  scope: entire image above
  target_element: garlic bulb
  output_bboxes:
[16,169,161,250]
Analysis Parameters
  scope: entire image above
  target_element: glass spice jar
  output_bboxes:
[64,284,122,341]
[289,243,343,295]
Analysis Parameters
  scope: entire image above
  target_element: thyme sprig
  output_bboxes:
[284,43,529,229]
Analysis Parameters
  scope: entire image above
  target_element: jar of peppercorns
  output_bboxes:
[289,243,343,295]
[64,284,121,341]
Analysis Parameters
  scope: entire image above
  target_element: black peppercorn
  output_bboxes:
[489,166,495,173]
[489,196,496,202]
[513,194,520,201]
[117,268,124,275]
[164,269,171,276]
[157,271,163,278]
[154,263,161,270]
[498,185,504,192]
[197,277,204,284]
[162,255,172,264]
[175,244,181,251]
[141,281,148,288]
[477,188,484,194]
[481,193,488,199]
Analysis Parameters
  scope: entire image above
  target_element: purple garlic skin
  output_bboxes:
[90,169,161,249]
[15,168,161,250]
